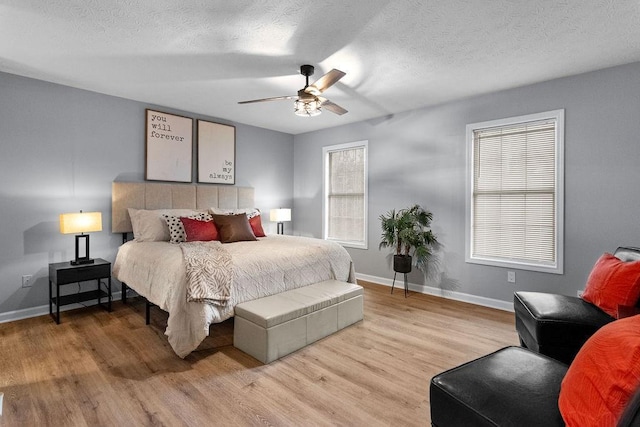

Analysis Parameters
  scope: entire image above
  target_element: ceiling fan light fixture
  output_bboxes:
[294,99,322,117]
[240,64,346,117]
[305,87,321,96]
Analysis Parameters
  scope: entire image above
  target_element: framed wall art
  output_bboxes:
[145,109,193,182]
[197,120,236,184]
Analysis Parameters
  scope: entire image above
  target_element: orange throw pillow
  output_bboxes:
[559,315,640,426]
[582,253,640,318]
[180,217,219,242]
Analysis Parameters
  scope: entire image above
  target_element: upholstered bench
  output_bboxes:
[233,280,364,363]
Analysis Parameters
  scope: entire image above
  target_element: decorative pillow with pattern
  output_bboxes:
[162,212,212,244]
[209,207,261,219]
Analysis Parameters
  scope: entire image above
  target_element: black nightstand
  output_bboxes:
[48,258,112,324]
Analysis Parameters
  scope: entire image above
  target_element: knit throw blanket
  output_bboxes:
[180,241,232,306]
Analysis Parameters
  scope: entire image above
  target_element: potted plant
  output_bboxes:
[379,204,438,274]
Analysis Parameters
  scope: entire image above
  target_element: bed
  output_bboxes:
[111,182,355,358]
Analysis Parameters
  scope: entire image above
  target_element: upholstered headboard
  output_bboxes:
[112,181,255,233]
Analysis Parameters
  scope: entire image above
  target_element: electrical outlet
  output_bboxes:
[22,275,33,288]
[577,290,584,298]
[507,271,516,283]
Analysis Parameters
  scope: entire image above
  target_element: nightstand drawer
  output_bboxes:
[55,263,110,284]
[49,259,111,285]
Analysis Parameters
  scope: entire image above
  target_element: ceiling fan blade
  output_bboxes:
[238,95,297,104]
[322,100,348,115]
[305,69,346,95]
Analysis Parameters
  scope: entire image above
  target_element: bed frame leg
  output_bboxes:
[145,299,151,325]
[120,233,130,304]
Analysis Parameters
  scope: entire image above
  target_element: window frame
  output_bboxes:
[465,109,565,274]
[322,140,369,250]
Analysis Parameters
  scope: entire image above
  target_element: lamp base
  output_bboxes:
[70,258,95,266]
[73,234,93,265]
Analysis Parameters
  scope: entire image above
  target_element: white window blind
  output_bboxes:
[323,141,368,249]
[466,110,564,273]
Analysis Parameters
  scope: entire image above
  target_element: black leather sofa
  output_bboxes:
[514,246,640,364]
[431,346,566,426]
[430,346,640,426]
[430,246,640,426]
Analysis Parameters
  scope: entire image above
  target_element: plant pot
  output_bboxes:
[393,255,412,274]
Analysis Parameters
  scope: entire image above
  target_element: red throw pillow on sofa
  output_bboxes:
[581,253,640,318]
[559,315,640,426]
[180,217,219,242]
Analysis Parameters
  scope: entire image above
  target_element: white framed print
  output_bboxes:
[145,109,193,182]
[197,120,236,184]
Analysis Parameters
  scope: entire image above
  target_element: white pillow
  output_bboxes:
[209,207,261,219]
[128,208,201,242]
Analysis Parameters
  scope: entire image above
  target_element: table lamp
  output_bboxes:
[59,211,102,265]
[270,208,291,235]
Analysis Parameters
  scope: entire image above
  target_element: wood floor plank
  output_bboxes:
[0,281,518,426]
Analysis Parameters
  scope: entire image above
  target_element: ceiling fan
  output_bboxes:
[238,65,348,117]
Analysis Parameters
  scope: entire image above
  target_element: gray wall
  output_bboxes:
[293,61,640,307]
[0,71,293,318]
[2,60,639,318]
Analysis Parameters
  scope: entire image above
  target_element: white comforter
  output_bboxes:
[113,235,355,357]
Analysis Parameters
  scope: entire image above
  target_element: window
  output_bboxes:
[465,110,564,273]
[323,140,368,249]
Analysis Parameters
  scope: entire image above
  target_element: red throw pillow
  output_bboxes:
[558,315,640,426]
[179,217,219,242]
[249,214,266,237]
[582,253,640,318]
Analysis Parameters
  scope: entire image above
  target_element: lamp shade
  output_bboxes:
[270,208,291,222]
[59,212,103,234]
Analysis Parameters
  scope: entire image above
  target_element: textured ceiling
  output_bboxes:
[1,1,640,135]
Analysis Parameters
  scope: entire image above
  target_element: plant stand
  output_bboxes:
[392,254,411,297]
[391,272,409,298]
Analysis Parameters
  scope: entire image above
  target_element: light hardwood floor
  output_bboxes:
[0,281,518,426]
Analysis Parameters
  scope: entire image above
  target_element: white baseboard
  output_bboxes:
[355,273,514,312]
[1,275,514,324]
[0,291,123,324]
